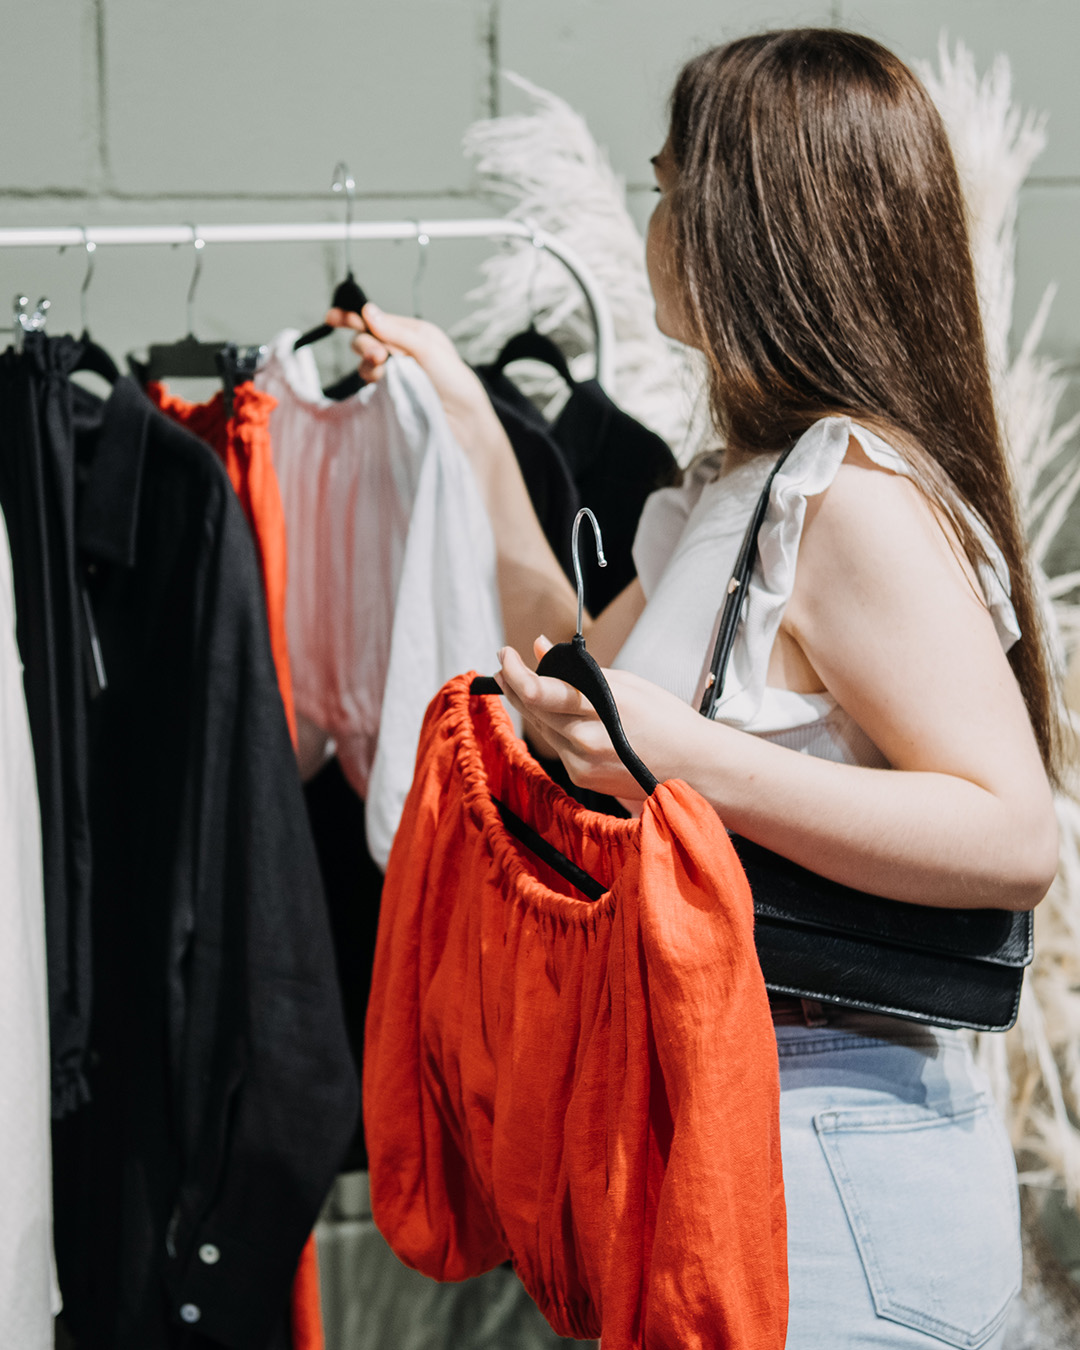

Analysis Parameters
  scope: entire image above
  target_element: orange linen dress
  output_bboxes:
[146,380,297,746]
[365,674,788,1350]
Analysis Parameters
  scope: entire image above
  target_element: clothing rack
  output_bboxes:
[0,218,616,391]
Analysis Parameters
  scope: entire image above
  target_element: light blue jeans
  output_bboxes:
[777,1017,1021,1349]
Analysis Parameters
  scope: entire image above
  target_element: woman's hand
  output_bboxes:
[326,305,588,661]
[324,303,499,455]
[496,637,705,800]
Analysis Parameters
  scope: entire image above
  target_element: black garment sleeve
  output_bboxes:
[553,380,678,612]
[161,480,359,1348]
[0,338,94,1116]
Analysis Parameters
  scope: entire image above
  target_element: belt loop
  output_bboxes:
[800,999,829,1027]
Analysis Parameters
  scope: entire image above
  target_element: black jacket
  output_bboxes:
[5,348,359,1349]
[0,335,95,1115]
[475,365,677,611]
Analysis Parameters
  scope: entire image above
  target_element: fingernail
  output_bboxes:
[496,647,507,664]
[365,302,382,318]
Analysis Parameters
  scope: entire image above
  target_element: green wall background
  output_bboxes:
[2,1,1077,407]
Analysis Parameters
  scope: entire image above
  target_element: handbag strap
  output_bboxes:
[698,443,797,719]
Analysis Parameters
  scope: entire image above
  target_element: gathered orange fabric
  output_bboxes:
[290,1234,323,1350]
[146,379,318,1349]
[146,380,297,746]
[365,674,788,1350]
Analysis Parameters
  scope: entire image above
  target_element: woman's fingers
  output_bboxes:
[350,332,389,365]
[498,644,591,718]
[324,303,498,455]
[324,306,367,332]
[362,305,443,359]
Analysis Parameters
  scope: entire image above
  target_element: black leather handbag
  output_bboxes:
[706,447,1033,1032]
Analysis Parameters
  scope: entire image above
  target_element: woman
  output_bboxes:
[334,30,1059,1348]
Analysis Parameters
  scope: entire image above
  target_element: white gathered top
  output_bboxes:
[614,416,1021,768]
[256,334,505,868]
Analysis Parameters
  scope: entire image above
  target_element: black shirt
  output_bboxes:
[475,365,677,611]
[27,358,359,1349]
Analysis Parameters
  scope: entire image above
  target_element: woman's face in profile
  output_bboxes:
[646,140,696,347]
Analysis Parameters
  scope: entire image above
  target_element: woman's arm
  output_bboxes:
[498,441,1059,911]
[326,304,645,663]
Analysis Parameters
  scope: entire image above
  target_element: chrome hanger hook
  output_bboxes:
[13,294,51,352]
[186,226,205,337]
[80,226,97,335]
[331,162,357,277]
[571,507,607,636]
[412,221,430,319]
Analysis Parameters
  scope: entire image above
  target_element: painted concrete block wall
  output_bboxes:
[1,1,1077,391]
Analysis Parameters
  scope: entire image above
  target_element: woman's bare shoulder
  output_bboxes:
[789,433,983,627]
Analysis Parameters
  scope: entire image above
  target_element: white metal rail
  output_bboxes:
[0,218,616,390]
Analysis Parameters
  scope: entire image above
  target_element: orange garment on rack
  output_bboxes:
[146,380,297,746]
[365,674,788,1350]
[146,379,320,1350]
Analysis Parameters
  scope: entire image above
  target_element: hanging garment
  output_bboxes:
[0,336,94,1117]
[475,365,677,611]
[289,1241,324,1350]
[256,334,504,868]
[145,378,321,1350]
[0,500,59,1349]
[21,358,359,1350]
[146,379,296,744]
[303,758,385,1171]
[365,674,788,1350]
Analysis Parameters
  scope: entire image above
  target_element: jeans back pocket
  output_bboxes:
[815,1092,1020,1348]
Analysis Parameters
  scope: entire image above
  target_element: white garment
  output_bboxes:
[257,335,505,867]
[0,504,60,1346]
[615,416,1020,766]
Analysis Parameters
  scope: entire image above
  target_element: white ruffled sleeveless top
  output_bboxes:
[613,417,1021,768]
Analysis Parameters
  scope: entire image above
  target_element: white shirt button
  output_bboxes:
[179,1303,201,1324]
[198,1243,221,1265]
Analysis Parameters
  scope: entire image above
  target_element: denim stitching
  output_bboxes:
[815,1097,1018,1347]
[777,1034,930,1058]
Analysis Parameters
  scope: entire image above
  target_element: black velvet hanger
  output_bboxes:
[320,366,365,402]
[493,799,607,901]
[294,163,371,352]
[470,632,657,796]
[127,233,245,386]
[69,237,120,385]
[490,325,576,389]
[293,272,369,352]
[128,333,226,384]
[72,330,120,385]
[470,509,658,899]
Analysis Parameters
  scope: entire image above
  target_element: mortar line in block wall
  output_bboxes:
[94,0,112,191]
[485,1,501,117]
[0,187,484,207]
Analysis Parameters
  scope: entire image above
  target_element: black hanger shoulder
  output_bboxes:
[535,634,659,795]
[294,272,369,351]
[492,797,607,901]
[129,334,225,384]
[73,331,120,385]
[492,327,575,388]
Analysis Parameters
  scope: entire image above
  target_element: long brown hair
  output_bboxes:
[667,29,1062,779]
